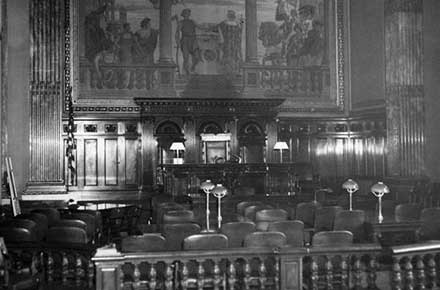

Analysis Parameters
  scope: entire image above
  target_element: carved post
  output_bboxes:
[197,262,205,290]
[325,257,334,290]
[182,262,189,290]
[228,260,236,289]
[165,262,173,290]
[213,260,221,290]
[385,0,425,176]
[88,260,94,289]
[426,255,436,289]
[245,0,258,64]
[244,259,251,290]
[310,257,319,290]
[367,256,378,289]
[416,255,426,290]
[159,0,173,63]
[353,256,362,290]
[62,252,69,285]
[404,257,415,290]
[340,256,349,290]
[75,255,83,287]
[259,258,267,289]
[133,263,141,289]
[392,257,403,290]
[149,263,157,290]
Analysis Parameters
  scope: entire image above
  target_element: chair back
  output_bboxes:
[0,219,39,242]
[296,202,321,228]
[121,233,167,252]
[395,203,422,222]
[32,208,60,226]
[312,230,354,247]
[15,213,48,240]
[244,204,274,221]
[54,219,88,230]
[419,208,440,240]
[46,226,88,244]
[162,223,201,250]
[184,234,228,250]
[236,201,264,216]
[163,210,195,224]
[267,220,304,247]
[334,210,366,242]
[243,231,287,248]
[234,186,256,196]
[156,204,185,224]
[314,206,343,232]
[221,222,256,248]
[65,212,96,242]
[255,209,288,231]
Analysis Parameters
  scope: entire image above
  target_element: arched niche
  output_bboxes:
[197,121,230,164]
[155,121,184,164]
[238,121,266,163]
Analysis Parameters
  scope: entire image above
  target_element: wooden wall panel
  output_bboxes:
[104,139,118,186]
[125,139,138,185]
[84,139,97,186]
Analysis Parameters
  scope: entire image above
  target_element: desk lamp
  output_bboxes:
[200,180,215,232]
[342,179,359,211]
[212,184,228,229]
[371,181,390,224]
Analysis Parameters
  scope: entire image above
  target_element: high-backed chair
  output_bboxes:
[312,230,354,247]
[244,204,274,222]
[162,223,201,250]
[156,204,185,225]
[255,209,288,231]
[46,226,88,245]
[221,221,256,248]
[334,210,368,243]
[395,203,422,222]
[267,220,304,247]
[31,208,60,227]
[183,234,228,250]
[0,219,40,243]
[243,231,287,248]
[419,208,440,240]
[162,210,195,224]
[64,212,96,243]
[121,234,167,252]
[236,201,264,216]
[15,213,48,241]
[296,202,321,228]
[314,206,343,232]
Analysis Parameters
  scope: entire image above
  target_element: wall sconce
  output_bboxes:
[274,141,289,163]
[170,142,185,164]
[371,181,390,223]
[212,184,228,229]
[200,180,215,233]
[342,179,359,211]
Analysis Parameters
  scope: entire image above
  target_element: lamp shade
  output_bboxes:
[212,184,228,198]
[170,142,185,151]
[274,141,289,150]
[371,182,390,196]
[200,180,215,192]
[342,179,359,192]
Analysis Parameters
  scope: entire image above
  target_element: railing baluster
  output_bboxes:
[325,256,334,290]
[62,252,68,285]
[392,258,403,290]
[340,256,349,290]
[426,255,436,289]
[119,264,125,289]
[47,251,54,283]
[165,262,173,290]
[214,259,221,290]
[88,260,94,289]
[416,255,426,290]
[244,259,251,290]
[367,255,377,289]
[181,262,189,290]
[228,260,236,289]
[75,255,83,287]
[259,258,267,290]
[149,262,157,290]
[197,262,205,290]
[404,257,415,290]
[274,256,280,290]
[353,256,362,290]
[310,257,318,290]
[133,263,141,289]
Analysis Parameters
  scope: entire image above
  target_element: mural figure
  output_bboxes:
[133,17,158,65]
[218,10,243,75]
[84,4,108,62]
[118,23,135,64]
[300,20,324,66]
[175,9,202,76]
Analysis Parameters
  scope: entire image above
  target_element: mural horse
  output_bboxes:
[258,21,285,66]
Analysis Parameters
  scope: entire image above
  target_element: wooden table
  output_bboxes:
[368,217,422,246]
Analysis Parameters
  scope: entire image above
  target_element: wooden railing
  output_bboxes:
[93,243,383,290]
[242,64,331,98]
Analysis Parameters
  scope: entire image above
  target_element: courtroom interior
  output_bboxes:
[1,0,440,289]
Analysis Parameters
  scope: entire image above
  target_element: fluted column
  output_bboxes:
[245,0,258,64]
[385,0,424,176]
[159,0,173,63]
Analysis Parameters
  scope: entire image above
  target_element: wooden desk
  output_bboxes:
[368,218,422,246]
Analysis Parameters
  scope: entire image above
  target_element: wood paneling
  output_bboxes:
[84,139,97,186]
[104,139,118,186]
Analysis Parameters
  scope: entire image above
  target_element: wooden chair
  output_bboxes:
[311,230,354,247]
[244,204,274,222]
[162,223,201,250]
[183,234,229,250]
[395,203,422,222]
[0,219,40,243]
[334,210,369,243]
[267,220,304,247]
[64,212,96,243]
[419,208,440,240]
[234,186,256,196]
[220,221,256,248]
[46,226,88,244]
[121,233,167,252]
[162,210,195,224]
[296,202,321,228]
[243,231,287,248]
[314,206,343,232]
[255,209,288,231]
[31,208,60,227]
[15,213,48,241]
[156,204,185,225]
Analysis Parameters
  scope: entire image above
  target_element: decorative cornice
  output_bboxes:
[134,98,285,117]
